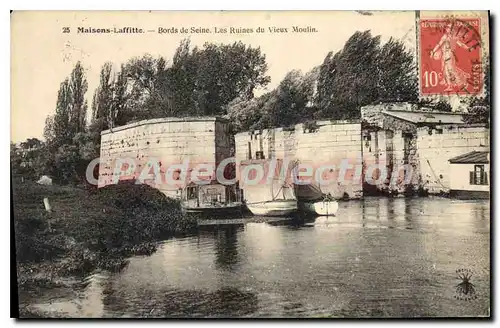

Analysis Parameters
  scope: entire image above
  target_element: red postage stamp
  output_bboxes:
[419,17,483,96]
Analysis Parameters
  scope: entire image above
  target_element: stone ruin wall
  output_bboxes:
[99,117,230,198]
[235,120,363,200]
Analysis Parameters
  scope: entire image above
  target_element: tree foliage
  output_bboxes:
[88,40,271,123]
[45,62,89,150]
[39,61,91,184]
[69,62,88,134]
[315,31,417,120]
[91,62,113,126]
[156,40,271,117]
[11,138,47,179]
[227,68,318,132]
[376,37,418,103]
[229,31,419,132]
[124,54,167,120]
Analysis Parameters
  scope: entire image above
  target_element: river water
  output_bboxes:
[26,197,490,318]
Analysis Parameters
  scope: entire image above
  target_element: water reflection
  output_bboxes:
[100,281,259,318]
[214,225,240,271]
[404,199,413,229]
[24,198,490,318]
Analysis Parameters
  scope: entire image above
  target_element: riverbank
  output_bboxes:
[13,180,198,316]
[17,197,489,318]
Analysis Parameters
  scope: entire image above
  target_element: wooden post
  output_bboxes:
[43,197,52,231]
[43,198,51,212]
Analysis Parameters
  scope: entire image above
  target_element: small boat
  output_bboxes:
[294,181,324,201]
[246,199,298,217]
[291,160,339,216]
[313,200,339,216]
[180,181,243,218]
[239,158,298,217]
[182,203,243,216]
[298,192,339,216]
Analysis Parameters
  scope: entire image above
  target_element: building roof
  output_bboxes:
[449,151,489,164]
[384,110,467,125]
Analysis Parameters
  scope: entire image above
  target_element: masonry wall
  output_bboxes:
[234,128,296,161]
[99,117,229,198]
[416,125,489,194]
[234,120,363,199]
[361,125,489,194]
[215,120,233,163]
[362,129,416,192]
[295,121,362,199]
[362,130,387,188]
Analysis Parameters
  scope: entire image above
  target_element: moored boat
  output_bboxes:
[181,202,243,216]
[180,181,244,218]
[313,200,339,216]
[294,182,324,202]
[238,158,299,217]
[246,199,298,217]
[291,161,339,216]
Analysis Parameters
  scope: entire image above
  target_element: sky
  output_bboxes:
[11,11,419,142]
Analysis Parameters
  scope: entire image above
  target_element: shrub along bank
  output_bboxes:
[13,180,197,289]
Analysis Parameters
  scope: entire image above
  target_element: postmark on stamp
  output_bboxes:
[419,17,483,96]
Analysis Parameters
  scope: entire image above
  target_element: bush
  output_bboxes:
[13,181,197,271]
[14,214,66,263]
[75,183,197,255]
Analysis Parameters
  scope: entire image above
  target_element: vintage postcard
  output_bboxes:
[11,10,490,318]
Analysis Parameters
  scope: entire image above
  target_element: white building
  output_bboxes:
[448,151,489,199]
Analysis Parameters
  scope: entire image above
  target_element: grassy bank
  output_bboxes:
[13,180,197,299]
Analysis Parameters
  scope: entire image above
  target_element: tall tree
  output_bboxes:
[91,62,113,124]
[315,31,418,120]
[163,40,270,117]
[315,31,381,119]
[226,93,271,132]
[227,68,317,132]
[193,41,271,115]
[111,64,131,127]
[90,40,270,125]
[315,51,340,119]
[47,78,72,149]
[376,37,418,103]
[46,61,90,150]
[165,39,199,116]
[68,61,88,134]
[264,70,317,128]
[88,62,115,154]
[42,62,90,184]
[124,54,166,120]
[90,63,131,130]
